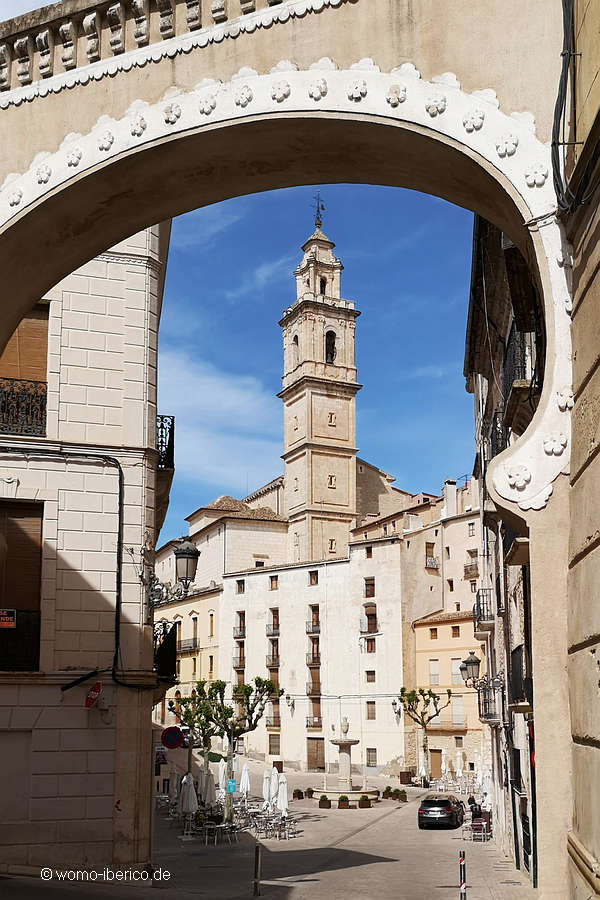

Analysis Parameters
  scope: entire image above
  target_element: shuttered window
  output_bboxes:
[0,307,49,382]
[0,501,43,671]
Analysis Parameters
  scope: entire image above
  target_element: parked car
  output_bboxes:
[418,793,464,828]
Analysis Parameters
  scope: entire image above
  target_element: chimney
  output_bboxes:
[443,479,457,518]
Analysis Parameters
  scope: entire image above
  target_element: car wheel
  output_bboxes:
[418,823,425,829]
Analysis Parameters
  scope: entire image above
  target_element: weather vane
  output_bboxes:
[312,190,326,229]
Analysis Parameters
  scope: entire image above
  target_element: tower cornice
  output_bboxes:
[277,375,363,401]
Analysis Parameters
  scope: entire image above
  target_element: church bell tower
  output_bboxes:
[279,203,361,562]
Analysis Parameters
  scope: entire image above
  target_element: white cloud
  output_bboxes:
[158,349,283,494]
[224,253,295,301]
[401,364,454,380]
[170,203,248,252]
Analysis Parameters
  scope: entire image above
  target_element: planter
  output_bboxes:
[293,790,304,800]
[358,799,371,809]
[338,801,350,809]
[305,789,314,799]
[382,791,392,800]
[318,798,331,809]
[397,790,407,802]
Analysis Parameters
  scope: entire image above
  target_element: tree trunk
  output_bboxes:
[187,740,193,775]
[224,735,235,823]
[422,727,430,785]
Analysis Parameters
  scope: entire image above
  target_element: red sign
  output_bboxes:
[161,726,184,750]
[85,681,103,708]
[0,609,16,628]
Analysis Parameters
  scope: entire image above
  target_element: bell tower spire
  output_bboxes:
[279,212,361,563]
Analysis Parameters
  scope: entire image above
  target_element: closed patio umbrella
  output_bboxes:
[217,757,227,803]
[204,769,217,808]
[178,773,199,816]
[240,763,251,801]
[455,750,464,779]
[262,770,271,810]
[276,774,289,818]
[270,766,279,812]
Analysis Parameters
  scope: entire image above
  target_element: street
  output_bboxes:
[3,789,536,900]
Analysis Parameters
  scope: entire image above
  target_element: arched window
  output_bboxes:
[320,277,327,295]
[208,612,214,638]
[292,334,299,368]
[325,330,336,364]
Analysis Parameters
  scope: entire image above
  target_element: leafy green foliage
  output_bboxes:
[398,686,452,729]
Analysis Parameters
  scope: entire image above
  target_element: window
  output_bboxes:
[425,541,435,565]
[270,575,278,591]
[452,696,464,726]
[366,670,376,683]
[470,581,477,593]
[468,522,475,537]
[455,736,463,748]
[291,334,299,367]
[328,411,336,426]
[327,474,336,489]
[451,658,462,684]
[207,611,214,637]
[429,627,438,640]
[294,477,299,491]
[445,546,450,558]
[208,655,214,675]
[293,415,298,430]
[268,734,280,756]
[328,538,336,553]
[309,570,318,586]
[469,762,475,772]
[364,577,375,598]
[192,658,197,677]
[366,748,377,767]
[325,330,336,364]
[236,579,245,594]
[320,277,327,295]
[366,638,376,653]
[383,524,388,536]
[455,602,460,611]
[452,625,460,638]
[365,546,373,559]
[429,659,439,686]
[255,560,265,568]
[0,501,43,671]
[447,578,454,592]
[363,532,368,540]
[366,701,376,720]
[176,659,181,678]
[192,617,198,640]
[391,520,396,530]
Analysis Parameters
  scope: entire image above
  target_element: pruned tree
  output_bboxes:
[206,676,282,822]
[168,680,222,774]
[398,687,452,784]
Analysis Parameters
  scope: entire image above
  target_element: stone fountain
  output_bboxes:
[322,717,378,802]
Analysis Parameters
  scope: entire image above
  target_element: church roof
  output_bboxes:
[301,227,335,251]
[186,493,287,527]
[413,609,473,625]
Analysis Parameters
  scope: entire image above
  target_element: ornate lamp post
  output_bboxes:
[460,651,504,690]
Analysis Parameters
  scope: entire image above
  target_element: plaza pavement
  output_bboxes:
[4,762,537,900]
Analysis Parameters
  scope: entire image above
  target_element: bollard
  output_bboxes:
[459,847,467,899]
[253,842,263,896]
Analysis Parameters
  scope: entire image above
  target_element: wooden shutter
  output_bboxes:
[0,501,43,611]
[0,307,49,382]
[307,738,325,771]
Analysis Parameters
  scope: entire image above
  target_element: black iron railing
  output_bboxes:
[0,378,46,436]
[306,716,323,729]
[265,717,281,728]
[233,625,246,638]
[306,653,321,666]
[266,655,280,667]
[489,410,507,459]
[306,621,320,634]
[176,637,198,652]
[157,415,175,469]
[503,324,535,408]
[266,624,280,636]
[306,682,321,696]
[473,588,495,630]
[478,686,499,721]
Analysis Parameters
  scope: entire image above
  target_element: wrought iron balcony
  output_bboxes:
[265,717,281,729]
[232,656,245,669]
[266,654,280,668]
[425,556,439,569]
[233,625,246,638]
[0,377,46,436]
[306,681,321,696]
[478,686,501,723]
[306,716,323,729]
[176,637,199,653]
[473,588,495,636]
[157,414,175,469]
[464,563,479,579]
[306,653,321,666]
[266,623,280,636]
[489,410,507,459]
[306,621,320,634]
[359,621,378,634]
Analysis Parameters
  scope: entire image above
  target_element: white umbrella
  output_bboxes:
[239,763,251,800]
[276,774,289,818]
[178,773,199,816]
[262,770,271,811]
[217,757,227,803]
[204,770,217,808]
[418,750,427,780]
[455,750,464,779]
[270,767,280,811]
[441,749,447,775]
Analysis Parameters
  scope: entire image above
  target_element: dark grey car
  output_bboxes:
[418,793,464,828]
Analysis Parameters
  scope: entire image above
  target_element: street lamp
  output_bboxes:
[173,537,200,594]
[127,535,200,610]
[460,651,504,690]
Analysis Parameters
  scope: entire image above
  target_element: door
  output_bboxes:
[307,738,325,771]
[430,748,443,779]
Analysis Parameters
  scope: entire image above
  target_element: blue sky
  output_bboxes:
[158,185,475,544]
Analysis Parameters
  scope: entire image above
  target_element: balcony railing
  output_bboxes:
[503,324,535,407]
[157,414,175,469]
[473,588,495,634]
[266,655,280,667]
[306,621,320,634]
[176,638,199,652]
[232,656,245,669]
[265,717,281,729]
[306,682,321,696]
[478,686,500,723]
[0,377,46,436]
[266,624,280,636]
[306,716,323,729]
[233,625,246,638]
[425,556,439,569]
[360,621,378,634]
[464,563,479,579]
[428,716,467,731]
[489,410,507,459]
[306,653,321,666]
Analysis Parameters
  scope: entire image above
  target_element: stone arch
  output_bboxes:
[0,58,571,517]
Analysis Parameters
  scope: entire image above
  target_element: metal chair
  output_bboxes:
[203,822,218,846]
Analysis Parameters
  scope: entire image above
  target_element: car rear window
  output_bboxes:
[422,798,451,808]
